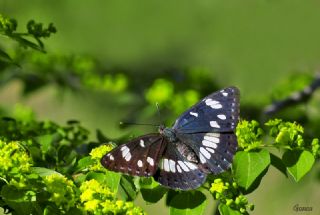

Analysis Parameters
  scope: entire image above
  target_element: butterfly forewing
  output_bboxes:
[173,87,240,133]
[154,143,207,190]
[101,134,167,177]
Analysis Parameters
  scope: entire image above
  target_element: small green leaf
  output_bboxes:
[36,134,53,154]
[218,204,242,215]
[86,172,121,192]
[44,205,60,215]
[0,48,13,63]
[141,185,167,204]
[13,35,45,52]
[118,175,137,201]
[282,150,315,182]
[104,171,121,193]
[1,185,36,215]
[75,156,94,171]
[270,153,287,177]
[31,167,62,177]
[169,191,207,215]
[233,149,270,190]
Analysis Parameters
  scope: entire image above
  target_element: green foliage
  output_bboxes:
[209,178,253,214]
[0,13,319,215]
[0,133,145,215]
[0,117,319,214]
[0,13,56,65]
[168,191,207,215]
[233,149,270,191]
[282,150,315,182]
[236,120,263,151]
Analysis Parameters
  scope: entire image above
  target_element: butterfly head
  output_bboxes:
[159,126,177,142]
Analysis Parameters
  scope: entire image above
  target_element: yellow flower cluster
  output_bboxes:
[0,140,32,178]
[44,174,76,211]
[79,179,145,215]
[209,178,227,194]
[89,144,113,171]
[209,178,253,214]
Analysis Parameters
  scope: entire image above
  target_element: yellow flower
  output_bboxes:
[210,179,227,194]
[80,179,101,192]
[90,145,113,160]
[80,189,95,202]
[84,199,100,211]
[116,200,124,209]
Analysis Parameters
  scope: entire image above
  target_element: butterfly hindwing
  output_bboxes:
[176,132,237,174]
[101,134,167,177]
[173,87,240,133]
[154,142,207,190]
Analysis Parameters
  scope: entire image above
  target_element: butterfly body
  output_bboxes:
[159,126,178,142]
[101,87,240,190]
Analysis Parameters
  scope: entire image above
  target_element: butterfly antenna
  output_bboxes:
[119,121,159,127]
[156,102,165,126]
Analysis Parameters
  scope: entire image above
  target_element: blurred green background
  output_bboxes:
[1,0,320,214]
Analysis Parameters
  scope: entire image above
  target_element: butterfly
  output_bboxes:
[101,87,240,190]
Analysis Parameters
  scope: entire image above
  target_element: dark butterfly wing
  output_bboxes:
[172,87,240,133]
[154,142,207,190]
[101,134,167,177]
[176,132,237,174]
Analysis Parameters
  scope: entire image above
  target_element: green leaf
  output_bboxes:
[30,167,62,177]
[282,150,315,182]
[218,204,242,215]
[118,175,137,201]
[75,156,94,171]
[86,171,120,193]
[141,186,167,204]
[44,205,60,215]
[36,134,53,154]
[12,35,45,52]
[139,177,167,203]
[233,149,270,190]
[104,171,121,193]
[270,153,287,177]
[169,191,207,215]
[0,48,13,63]
[1,185,35,215]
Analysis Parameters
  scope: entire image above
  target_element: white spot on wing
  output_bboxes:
[110,155,114,160]
[184,161,197,170]
[202,140,218,148]
[199,153,206,163]
[222,92,228,96]
[206,147,215,153]
[147,157,154,166]
[204,135,220,143]
[121,146,130,159]
[217,114,226,120]
[124,152,131,161]
[177,165,182,173]
[205,99,222,109]
[210,121,220,128]
[200,147,211,159]
[139,139,145,147]
[189,112,198,117]
[121,146,128,151]
[163,159,170,172]
[137,160,143,167]
[169,159,176,173]
[178,161,189,172]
